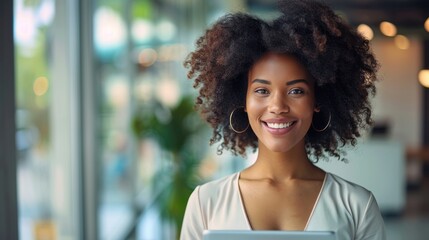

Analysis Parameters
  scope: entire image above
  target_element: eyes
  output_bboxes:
[254,88,305,96]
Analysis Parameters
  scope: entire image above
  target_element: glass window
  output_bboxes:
[15,0,80,239]
[14,0,249,239]
[93,1,224,239]
[15,0,55,238]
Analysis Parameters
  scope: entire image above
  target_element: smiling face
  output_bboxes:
[246,52,316,153]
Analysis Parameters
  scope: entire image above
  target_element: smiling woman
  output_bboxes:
[181,0,384,239]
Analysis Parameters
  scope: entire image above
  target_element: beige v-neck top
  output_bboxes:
[180,172,386,240]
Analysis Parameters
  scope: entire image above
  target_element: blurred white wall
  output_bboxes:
[371,37,423,147]
[316,140,406,214]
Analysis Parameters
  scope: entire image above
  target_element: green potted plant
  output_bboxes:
[132,95,207,238]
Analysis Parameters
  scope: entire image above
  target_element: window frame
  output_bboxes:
[0,0,19,238]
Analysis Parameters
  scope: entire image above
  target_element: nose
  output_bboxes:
[268,92,289,114]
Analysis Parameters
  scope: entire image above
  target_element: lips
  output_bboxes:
[262,119,297,135]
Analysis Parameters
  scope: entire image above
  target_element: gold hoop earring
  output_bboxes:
[229,106,249,134]
[312,109,331,132]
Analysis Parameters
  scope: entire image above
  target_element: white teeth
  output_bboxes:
[266,122,294,129]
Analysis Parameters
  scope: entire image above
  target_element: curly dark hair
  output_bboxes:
[184,0,379,160]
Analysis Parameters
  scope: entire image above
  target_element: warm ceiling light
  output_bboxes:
[380,21,397,37]
[425,17,429,32]
[394,35,410,50]
[357,24,374,40]
[419,69,429,88]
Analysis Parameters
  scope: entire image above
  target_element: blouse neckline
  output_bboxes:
[235,171,329,231]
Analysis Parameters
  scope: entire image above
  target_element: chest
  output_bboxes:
[238,180,323,231]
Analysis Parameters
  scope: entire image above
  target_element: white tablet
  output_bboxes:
[203,230,335,240]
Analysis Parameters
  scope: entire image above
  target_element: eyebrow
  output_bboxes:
[251,78,308,86]
[252,79,271,85]
[286,79,308,86]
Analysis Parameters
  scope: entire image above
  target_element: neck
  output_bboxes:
[248,140,322,182]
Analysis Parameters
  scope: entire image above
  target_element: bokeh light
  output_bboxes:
[419,69,429,88]
[380,21,397,37]
[138,48,158,67]
[156,79,180,107]
[37,0,54,26]
[14,6,37,49]
[394,35,410,50]
[94,7,126,51]
[132,19,153,43]
[108,80,129,108]
[357,24,374,40]
[425,17,429,32]
[156,20,176,42]
[33,77,49,96]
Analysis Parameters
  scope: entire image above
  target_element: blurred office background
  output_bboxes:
[1,0,429,239]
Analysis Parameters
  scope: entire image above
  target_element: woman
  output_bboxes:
[180,0,386,239]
